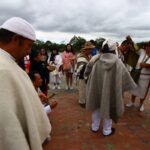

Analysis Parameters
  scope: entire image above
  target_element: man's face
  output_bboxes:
[34,53,42,62]
[119,44,129,53]
[83,48,92,56]
[16,37,34,60]
[33,73,42,88]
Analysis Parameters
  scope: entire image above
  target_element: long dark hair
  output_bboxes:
[29,49,40,62]
[65,43,75,54]
[40,48,48,57]
[50,48,59,62]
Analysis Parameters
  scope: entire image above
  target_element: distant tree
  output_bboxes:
[35,39,45,45]
[31,39,44,51]
[136,41,148,49]
[95,37,105,50]
[57,43,66,52]
[32,37,150,55]
[69,36,86,52]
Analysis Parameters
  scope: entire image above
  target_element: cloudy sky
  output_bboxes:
[0,0,150,43]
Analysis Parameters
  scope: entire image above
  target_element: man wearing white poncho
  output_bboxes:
[85,39,136,136]
[0,17,51,150]
[76,41,95,108]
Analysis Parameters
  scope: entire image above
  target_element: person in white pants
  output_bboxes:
[92,109,113,135]
[85,39,136,137]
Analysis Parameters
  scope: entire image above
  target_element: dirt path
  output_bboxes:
[43,86,150,150]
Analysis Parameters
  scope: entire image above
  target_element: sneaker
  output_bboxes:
[57,86,61,89]
[90,126,99,133]
[103,128,115,137]
[70,86,73,90]
[126,102,135,107]
[139,105,144,112]
[65,86,69,90]
[52,86,56,90]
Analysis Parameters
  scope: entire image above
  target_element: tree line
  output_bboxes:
[32,35,148,53]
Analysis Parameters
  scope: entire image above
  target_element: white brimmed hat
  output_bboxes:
[0,17,36,41]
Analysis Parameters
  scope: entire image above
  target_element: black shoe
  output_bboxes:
[79,103,86,108]
[103,128,115,136]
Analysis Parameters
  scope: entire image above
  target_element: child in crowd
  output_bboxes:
[49,48,63,89]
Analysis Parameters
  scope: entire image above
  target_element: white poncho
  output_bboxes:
[0,49,51,150]
[85,53,136,123]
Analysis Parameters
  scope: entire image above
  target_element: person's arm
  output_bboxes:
[76,63,85,76]
[61,51,66,64]
[140,63,150,68]
[84,54,100,79]
[38,92,48,104]
[57,55,63,66]
[70,54,76,60]
[84,61,93,79]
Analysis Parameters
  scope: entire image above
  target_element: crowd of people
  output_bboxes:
[0,17,150,149]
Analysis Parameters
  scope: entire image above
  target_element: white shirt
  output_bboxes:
[136,49,150,75]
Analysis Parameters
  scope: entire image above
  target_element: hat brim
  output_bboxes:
[82,45,95,50]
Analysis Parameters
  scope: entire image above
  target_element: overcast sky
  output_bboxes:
[0,0,150,43]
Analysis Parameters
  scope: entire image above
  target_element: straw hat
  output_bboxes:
[82,41,95,50]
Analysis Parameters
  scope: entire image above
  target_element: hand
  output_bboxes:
[88,54,92,60]
[39,92,48,103]
[47,65,55,72]
[49,100,58,109]
[70,56,76,60]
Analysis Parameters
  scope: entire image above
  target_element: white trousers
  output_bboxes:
[51,74,61,84]
[78,79,86,104]
[44,105,51,114]
[92,109,112,135]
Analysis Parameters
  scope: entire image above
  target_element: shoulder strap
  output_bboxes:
[137,55,150,70]
[77,61,87,68]
[143,56,150,63]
